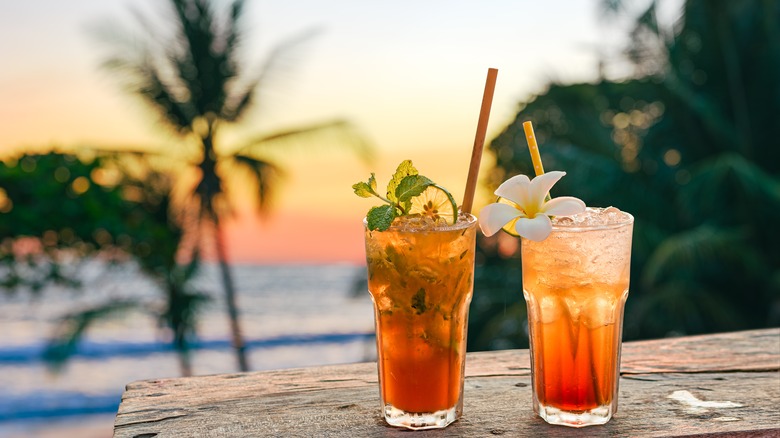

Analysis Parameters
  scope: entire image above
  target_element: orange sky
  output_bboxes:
[1,1,681,264]
[220,146,495,264]
[225,210,365,264]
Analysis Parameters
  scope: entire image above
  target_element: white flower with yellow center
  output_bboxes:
[478,171,585,241]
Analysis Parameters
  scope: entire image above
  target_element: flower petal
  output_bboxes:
[478,203,523,237]
[494,174,531,207]
[515,214,552,242]
[542,196,586,217]
[528,171,566,206]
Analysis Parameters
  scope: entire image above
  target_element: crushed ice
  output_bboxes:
[551,207,631,227]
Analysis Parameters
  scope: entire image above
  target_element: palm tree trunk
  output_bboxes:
[177,349,193,377]
[210,210,250,372]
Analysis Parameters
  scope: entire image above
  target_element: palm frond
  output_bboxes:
[105,52,197,133]
[626,280,702,336]
[181,248,201,282]
[234,119,374,163]
[247,27,323,115]
[598,0,627,19]
[162,261,210,354]
[224,0,245,49]
[227,154,282,213]
[170,0,233,117]
[636,0,659,35]
[163,288,209,354]
[218,27,321,122]
[218,0,252,122]
[640,225,756,289]
[627,280,745,337]
[220,85,255,123]
[624,0,669,74]
[663,69,739,148]
[44,300,142,369]
[101,0,252,131]
[688,152,780,206]
[681,151,780,216]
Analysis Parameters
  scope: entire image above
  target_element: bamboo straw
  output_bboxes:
[523,120,552,202]
[522,121,545,176]
[461,67,498,214]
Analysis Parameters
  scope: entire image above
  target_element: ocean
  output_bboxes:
[0,262,376,437]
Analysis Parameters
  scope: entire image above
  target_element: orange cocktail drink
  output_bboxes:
[364,213,476,429]
[521,207,633,427]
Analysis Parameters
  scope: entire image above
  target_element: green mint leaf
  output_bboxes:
[368,173,377,191]
[352,173,377,198]
[387,160,418,204]
[352,182,373,198]
[411,288,427,314]
[395,174,434,203]
[366,204,396,231]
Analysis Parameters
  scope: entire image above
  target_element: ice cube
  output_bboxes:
[555,216,574,225]
[564,296,582,322]
[378,295,394,311]
[558,206,631,227]
[583,294,617,328]
[537,295,563,324]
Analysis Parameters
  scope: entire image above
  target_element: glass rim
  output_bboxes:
[549,209,634,232]
[363,212,477,232]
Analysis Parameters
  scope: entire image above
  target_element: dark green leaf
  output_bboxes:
[366,205,396,231]
[395,174,434,203]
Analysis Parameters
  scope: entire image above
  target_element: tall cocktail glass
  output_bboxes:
[521,207,633,427]
[364,213,477,430]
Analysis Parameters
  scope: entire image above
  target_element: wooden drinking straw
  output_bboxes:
[523,121,545,176]
[462,67,498,214]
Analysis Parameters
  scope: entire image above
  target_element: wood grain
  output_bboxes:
[114,328,780,438]
[620,329,780,374]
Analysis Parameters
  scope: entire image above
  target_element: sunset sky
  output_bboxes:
[0,0,681,264]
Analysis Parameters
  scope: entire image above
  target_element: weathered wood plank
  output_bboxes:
[114,328,780,437]
[620,328,780,374]
[114,372,780,437]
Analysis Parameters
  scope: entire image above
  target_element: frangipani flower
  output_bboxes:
[478,171,585,241]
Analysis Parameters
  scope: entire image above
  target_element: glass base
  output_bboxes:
[383,404,458,430]
[537,403,613,427]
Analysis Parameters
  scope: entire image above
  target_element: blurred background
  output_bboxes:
[1,0,778,436]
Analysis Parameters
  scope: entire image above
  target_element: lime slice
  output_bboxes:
[496,196,521,237]
[410,184,458,224]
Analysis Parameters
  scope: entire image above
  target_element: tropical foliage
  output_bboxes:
[469,0,780,350]
[0,152,207,376]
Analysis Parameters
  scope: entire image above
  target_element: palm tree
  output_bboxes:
[100,0,370,371]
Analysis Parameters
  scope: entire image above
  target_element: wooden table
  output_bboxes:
[114,328,779,437]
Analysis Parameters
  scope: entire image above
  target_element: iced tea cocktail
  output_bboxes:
[364,213,477,429]
[521,207,633,427]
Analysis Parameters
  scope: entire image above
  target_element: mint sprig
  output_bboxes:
[353,160,437,231]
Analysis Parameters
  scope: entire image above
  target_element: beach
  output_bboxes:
[0,262,375,436]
